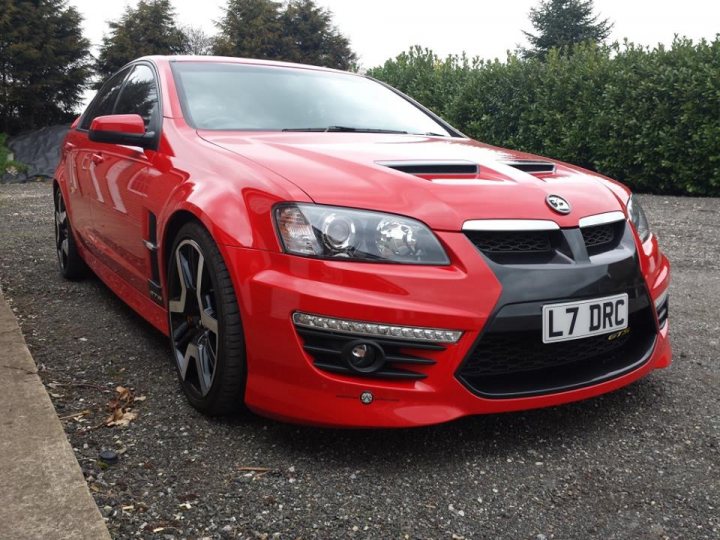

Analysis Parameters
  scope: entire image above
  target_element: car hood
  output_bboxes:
[198,132,628,231]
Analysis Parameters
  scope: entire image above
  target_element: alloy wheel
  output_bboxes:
[168,239,220,397]
[54,191,70,271]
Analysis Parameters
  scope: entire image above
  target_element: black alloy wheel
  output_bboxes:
[167,222,246,415]
[54,186,85,279]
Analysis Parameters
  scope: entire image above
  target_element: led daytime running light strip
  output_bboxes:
[292,312,463,344]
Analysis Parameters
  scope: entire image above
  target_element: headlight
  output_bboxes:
[627,195,651,243]
[274,203,450,265]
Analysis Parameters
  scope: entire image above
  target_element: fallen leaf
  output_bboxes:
[106,409,137,428]
[103,386,141,427]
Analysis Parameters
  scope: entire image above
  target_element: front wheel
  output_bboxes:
[167,222,246,415]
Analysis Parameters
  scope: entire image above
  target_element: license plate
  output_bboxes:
[542,294,629,344]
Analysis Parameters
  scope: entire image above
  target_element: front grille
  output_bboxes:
[465,230,552,253]
[457,295,658,398]
[582,223,614,247]
[465,221,625,264]
[581,223,618,255]
[297,328,441,381]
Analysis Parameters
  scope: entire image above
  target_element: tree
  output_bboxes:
[96,0,189,80]
[522,0,613,58]
[213,0,357,69]
[213,0,284,59]
[280,0,356,70]
[182,25,213,55]
[0,0,92,134]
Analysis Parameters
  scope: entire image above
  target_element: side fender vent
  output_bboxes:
[146,211,162,305]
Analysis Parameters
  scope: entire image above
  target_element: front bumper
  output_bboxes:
[222,223,671,428]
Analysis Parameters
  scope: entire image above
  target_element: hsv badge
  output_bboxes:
[546,194,572,214]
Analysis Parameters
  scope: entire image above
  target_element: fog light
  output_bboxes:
[292,312,463,344]
[342,340,385,373]
[352,344,368,360]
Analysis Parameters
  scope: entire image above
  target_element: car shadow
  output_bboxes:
[215,376,667,468]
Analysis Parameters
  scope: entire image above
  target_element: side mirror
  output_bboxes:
[89,114,156,149]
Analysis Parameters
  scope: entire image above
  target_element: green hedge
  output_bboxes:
[368,39,720,196]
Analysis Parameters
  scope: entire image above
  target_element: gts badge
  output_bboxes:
[608,328,631,341]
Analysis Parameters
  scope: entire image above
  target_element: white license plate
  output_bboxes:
[542,294,629,344]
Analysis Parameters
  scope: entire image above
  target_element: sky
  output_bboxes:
[68,0,720,69]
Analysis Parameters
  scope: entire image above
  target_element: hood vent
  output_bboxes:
[378,161,478,176]
[505,160,556,174]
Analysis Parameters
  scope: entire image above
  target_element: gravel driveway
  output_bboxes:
[0,181,718,540]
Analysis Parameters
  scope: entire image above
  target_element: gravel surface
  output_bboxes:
[0,181,718,540]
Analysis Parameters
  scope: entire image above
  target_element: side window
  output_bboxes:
[114,65,160,131]
[79,68,129,130]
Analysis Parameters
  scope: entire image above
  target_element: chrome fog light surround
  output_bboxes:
[292,312,463,344]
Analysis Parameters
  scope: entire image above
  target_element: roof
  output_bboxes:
[135,55,349,75]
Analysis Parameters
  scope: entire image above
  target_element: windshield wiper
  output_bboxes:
[416,131,449,137]
[282,126,409,134]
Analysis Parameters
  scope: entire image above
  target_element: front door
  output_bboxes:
[88,64,164,296]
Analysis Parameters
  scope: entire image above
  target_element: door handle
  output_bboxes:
[63,142,76,151]
[91,153,105,164]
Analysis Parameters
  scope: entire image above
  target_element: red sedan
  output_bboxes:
[54,56,671,427]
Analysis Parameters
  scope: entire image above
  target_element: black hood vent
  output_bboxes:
[505,160,556,174]
[378,161,478,175]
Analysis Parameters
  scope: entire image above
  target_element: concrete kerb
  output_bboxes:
[0,286,111,540]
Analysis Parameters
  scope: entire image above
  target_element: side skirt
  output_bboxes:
[77,242,169,336]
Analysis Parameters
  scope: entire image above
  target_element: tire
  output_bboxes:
[166,221,246,415]
[54,185,86,280]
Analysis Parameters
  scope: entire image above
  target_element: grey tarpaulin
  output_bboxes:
[5,125,70,182]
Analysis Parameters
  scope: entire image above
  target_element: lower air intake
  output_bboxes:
[457,294,658,398]
[297,328,442,381]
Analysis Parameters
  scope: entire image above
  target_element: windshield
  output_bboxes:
[172,62,453,136]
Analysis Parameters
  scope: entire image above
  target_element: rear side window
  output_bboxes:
[114,65,160,130]
[79,68,130,130]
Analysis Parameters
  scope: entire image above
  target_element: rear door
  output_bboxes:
[70,68,131,246]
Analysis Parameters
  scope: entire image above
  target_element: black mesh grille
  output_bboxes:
[463,326,630,375]
[582,224,615,249]
[457,302,657,398]
[465,230,552,253]
[461,330,631,377]
[466,222,624,263]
